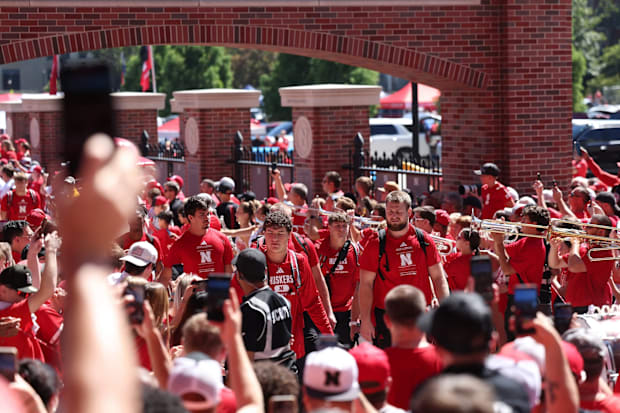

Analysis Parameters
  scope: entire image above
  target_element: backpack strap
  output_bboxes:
[323,240,352,296]
[28,189,37,204]
[292,232,309,257]
[414,227,428,258]
[377,229,388,281]
[289,250,301,289]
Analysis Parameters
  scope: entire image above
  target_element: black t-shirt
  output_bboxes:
[441,363,531,413]
[216,201,239,230]
[241,286,295,367]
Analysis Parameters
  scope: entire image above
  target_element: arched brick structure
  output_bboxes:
[0,0,573,194]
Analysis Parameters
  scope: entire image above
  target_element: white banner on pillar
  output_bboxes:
[29,118,40,149]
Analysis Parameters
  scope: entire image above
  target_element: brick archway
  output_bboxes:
[0,1,573,194]
[0,25,486,90]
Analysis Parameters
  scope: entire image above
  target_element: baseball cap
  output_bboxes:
[349,342,390,395]
[64,176,76,185]
[26,208,48,229]
[168,352,223,410]
[217,177,235,193]
[303,346,360,402]
[239,191,257,202]
[154,195,168,207]
[168,175,184,189]
[0,265,37,294]
[474,163,500,177]
[435,209,450,227]
[232,249,267,283]
[417,292,493,355]
[32,165,42,173]
[561,341,585,382]
[120,241,158,267]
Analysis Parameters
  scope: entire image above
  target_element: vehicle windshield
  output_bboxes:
[266,121,292,137]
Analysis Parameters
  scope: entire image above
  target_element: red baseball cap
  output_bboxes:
[154,195,168,206]
[32,165,42,173]
[561,341,585,381]
[349,342,390,395]
[435,209,450,227]
[26,208,48,229]
[266,197,279,205]
[168,175,184,189]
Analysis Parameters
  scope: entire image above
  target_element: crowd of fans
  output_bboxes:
[0,131,620,413]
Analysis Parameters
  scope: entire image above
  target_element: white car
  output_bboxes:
[369,115,441,158]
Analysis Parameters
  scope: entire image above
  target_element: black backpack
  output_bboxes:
[376,227,428,281]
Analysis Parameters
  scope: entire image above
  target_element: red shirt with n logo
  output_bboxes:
[359,225,440,308]
[164,229,233,277]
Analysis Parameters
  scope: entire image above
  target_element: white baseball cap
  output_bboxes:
[303,346,360,402]
[167,353,223,410]
[120,241,158,267]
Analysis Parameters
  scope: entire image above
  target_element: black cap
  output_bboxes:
[239,191,257,202]
[0,265,37,294]
[232,249,267,283]
[417,292,493,355]
[474,163,500,177]
[463,195,483,210]
[595,192,620,215]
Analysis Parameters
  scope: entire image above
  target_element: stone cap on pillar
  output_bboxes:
[0,100,26,113]
[110,92,166,111]
[20,94,63,112]
[172,89,261,110]
[280,84,381,107]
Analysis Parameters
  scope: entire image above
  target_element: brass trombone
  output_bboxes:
[586,245,620,262]
[286,203,384,228]
[430,235,456,255]
[471,217,548,241]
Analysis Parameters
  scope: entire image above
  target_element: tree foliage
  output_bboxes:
[260,54,379,120]
[123,46,233,116]
[572,0,620,107]
[229,48,278,89]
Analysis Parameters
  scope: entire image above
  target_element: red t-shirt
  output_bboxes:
[0,300,45,361]
[572,246,614,307]
[444,252,472,291]
[505,237,546,294]
[28,176,44,194]
[316,237,360,312]
[572,158,588,178]
[481,182,512,220]
[385,345,443,409]
[34,304,63,374]
[210,214,222,232]
[1,190,40,221]
[152,228,175,260]
[360,225,441,308]
[164,229,233,278]
[292,204,308,235]
[261,250,332,358]
[581,394,620,413]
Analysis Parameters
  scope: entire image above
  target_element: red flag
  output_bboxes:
[49,55,58,95]
[140,46,152,92]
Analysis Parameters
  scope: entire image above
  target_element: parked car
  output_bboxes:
[369,114,441,159]
[573,119,620,175]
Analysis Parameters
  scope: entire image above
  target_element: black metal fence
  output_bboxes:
[231,131,295,200]
[350,133,442,194]
[140,130,186,177]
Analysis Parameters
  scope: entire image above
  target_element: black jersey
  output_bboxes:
[241,286,296,368]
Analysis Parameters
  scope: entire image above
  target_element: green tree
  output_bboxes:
[229,48,278,89]
[572,46,588,111]
[260,54,379,120]
[124,46,233,116]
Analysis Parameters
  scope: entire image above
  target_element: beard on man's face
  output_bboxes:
[388,221,408,232]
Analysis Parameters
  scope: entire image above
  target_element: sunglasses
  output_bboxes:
[17,290,31,298]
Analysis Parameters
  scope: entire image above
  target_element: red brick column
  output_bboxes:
[111,92,165,147]
[172,89,260,196]
[20,94,64,172]
[280,85,379,197]
[0,101,30,142]
[503,0,573,194]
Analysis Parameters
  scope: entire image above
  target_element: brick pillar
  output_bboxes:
[0,101,30,142]
[172,89,260,196]
[502,0,573,194]
[111,92,165,148]
[280,85,380,198]
[20,94,64,172]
